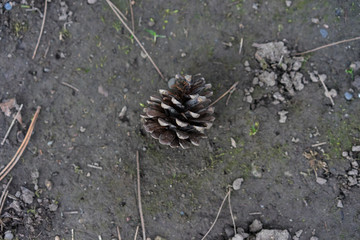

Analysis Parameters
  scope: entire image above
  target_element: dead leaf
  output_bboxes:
[0,98,23,126]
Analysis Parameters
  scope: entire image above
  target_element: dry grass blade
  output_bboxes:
[294,36,360,56]
[129,0,135,32]
[105,0,165,80]
[117,226,122,240]
[208,82,239,108]
[136,151,146,240]
[133,225,139,240]
[201,189,231,240]
[228,189,236,235]
[0,107,41,182]
[0,177,12,213]
[32,0,48,59]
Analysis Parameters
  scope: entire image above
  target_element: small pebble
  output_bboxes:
[249,219,262,233]
[4,230,14,240]
[337,200,344,208]
[320,29,328,38]
[232,178,244,191]
[231,234,244,240]
[45,179,53,191]
[180,52,187,57]
[4,3,12,11]
[316,177,327,185]
[352,145,360,152]
[244,61,250,67]
[311,18,320,24]
[87,0,97,4]
[351,161,359,169]
[80,126,86,133]
[285,1,292,7]
[342,151,348,157]
[119,106,127,120]
[49,203,59,211]
[344,92,353,100]
[43,67,50,73]
[55,236,61,240]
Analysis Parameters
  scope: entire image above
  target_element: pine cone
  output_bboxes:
[141,74,215,149]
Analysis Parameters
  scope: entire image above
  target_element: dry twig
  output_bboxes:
[105,0,164,80]
[228,189,236,235]
[201,189,231,240]
[294,36,360,56]
[61,82,80,92]
[133,225,139,240]
[1,104,23,145]
[318,77,335,106]
[209,82,239,108]
[32,0,48,59]
[117,226,122,240]
[129,0,135,32]
[0,107,41,182]
[238,37,243,55]
[136,151,146,240]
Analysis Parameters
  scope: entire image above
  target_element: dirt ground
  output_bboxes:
[1,0,360,239]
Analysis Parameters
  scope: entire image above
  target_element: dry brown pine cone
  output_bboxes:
[141,74,215,149]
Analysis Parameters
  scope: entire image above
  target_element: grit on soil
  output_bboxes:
[1,0,360,239]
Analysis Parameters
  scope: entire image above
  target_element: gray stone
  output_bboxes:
[258,71,277,87]
[278,110,288,123]
[351,75,360,91]
[4,230,14,240]
[273,92,285,102]
[348,176,358,186]
[308,71,319,82]
[87,0,97,4]
[252,42,289,63]
[252,77,259,85]
[232,178,244,191]
[316,177,327,185]
[337,200,344,208]
[49,203,58,212]
[244,61,250,67]
[237,228,249,238]
[285,1,292,7]
[291,72,304,91]
[347,169,358,176]
[350,61,360,72]
[249,219,263,233]
[245,95,253,103]
[232,234,244,240]
[351,161,359,169]
[292,59,303,71]
[21,187,35,204]
[256,229,290,240]
[224,226,235,238]
[352,145,360,152]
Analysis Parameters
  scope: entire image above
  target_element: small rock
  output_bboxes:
[347,169,358,176]
[180,52,187,58]
[236,228,249,239]
[80,126,86,133]
[281,73,295,95]
[320,28,328,38]
[316,177,327,185]
[252,77,259,85]
[310,237,319,240]
[98,85,109,97]
[9,200,22,212]
[285,1,292,7]
[337,200,343,208]
[258,71,277,87]
[351,161,359,169]
[232,234,244,240]
[224,226,235,238]
[249,219,263,233]
[244,61,250,67]
[291,137,300,143]
[55,236,61,240]
[252,3,259,10]
[348,176,357,186]
[45,179,53,191]
[49,203,58,212]
[231,137,237,148]
[87,0,97,4]
[252,41,289,63]
[292,60,302,71]
[154,237,166,240]
[21,187,35,204]
[278,110,288,123]
[351,76,360,91]
[311,18,320,24]
[245,67,251,72]
[308,72,319,82]
[350,61,360,72]
[148,19,155,27]
[352,145,360,152]
[251,163,262,178]
[256,229,290,240]
[325,89,337,98]
[273,92,285,102]
[342,151,348,157]
[344,92,353,101]
[43,67,50,73]
[291,72,304,91]
[284,171,293,177]
[245,95,253,103]
[4,230,14,240]
[232,178,244,191]
[293,229,303,239]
